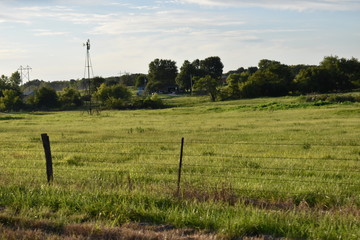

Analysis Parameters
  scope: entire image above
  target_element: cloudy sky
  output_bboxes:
[1,0,359,81]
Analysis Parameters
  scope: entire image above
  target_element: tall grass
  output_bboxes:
[0,95,359,239]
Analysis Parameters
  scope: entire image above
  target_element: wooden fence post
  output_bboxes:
[177,137,184,196]
[41,133,53,184]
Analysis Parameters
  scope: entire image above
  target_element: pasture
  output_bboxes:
[0,95,359,239]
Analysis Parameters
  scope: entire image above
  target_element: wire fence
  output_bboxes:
[1,134,359,201]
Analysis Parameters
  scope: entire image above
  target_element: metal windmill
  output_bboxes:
[84,39,94,114]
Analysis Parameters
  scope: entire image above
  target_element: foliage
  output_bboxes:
[33,86,59,109]
[0,89,23,112]
[200,56,224,79]
[135,74,147,88]
[239,70,287,98]
[294,66,334,93]
[120,74,137,86]
[147,59,178,93]
[0,72,24,111]
[193,75,220,101]
[95,83,132,109]
[0,71,21,95]
[59,88,83,109]
[132,93,164,109]
[221,72,251,99]
[175,60,196,92]
[303,93,360,103]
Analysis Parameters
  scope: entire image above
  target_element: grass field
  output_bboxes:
[0,95,360,239]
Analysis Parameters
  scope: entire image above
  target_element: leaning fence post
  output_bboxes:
[177,137,184,196]
[41,133,53,184]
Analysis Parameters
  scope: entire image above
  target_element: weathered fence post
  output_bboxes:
[177,137,184,196]
[41,133,53,184]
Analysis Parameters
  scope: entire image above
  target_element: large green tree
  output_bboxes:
[59,87,83,109]
[176,60,196,92]
[95,83,132,109]
[200,56,224,79]
[223,72,251,99]
[147,59,178,93]
[193,75,220,101]
[34,86,59,109]
[0,89,23,112]
[294,66,333,93]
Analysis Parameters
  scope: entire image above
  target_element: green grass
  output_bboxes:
[0,95,360,239]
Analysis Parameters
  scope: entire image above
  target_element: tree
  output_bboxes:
[0,75,8,95]
[240,71,287,98]
[223,72,251,99]
[339,57,360,88]
[200,56,224,79]
[135,74,147,88]
[294,67,333,93]
[91,76,105,92]
[147,59,178,92]
[120,74,139,86]
[34,86,59,109]
[59,88,82,109]
[0,89,23,112]
[1,71,21,95]
[193,75,220,101]
[9,71,22,89]
[95,83,132,109]
[176,60,196,92]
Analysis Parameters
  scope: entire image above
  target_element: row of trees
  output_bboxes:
[1,55,360,111]
[134,55,360,102]
[221,56,360,100]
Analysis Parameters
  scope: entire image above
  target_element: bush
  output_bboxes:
[304,94,360,103]
[132,94,164,109]
[59,88,83,109]
[0,89,23,112]
[95,83,132,109]
[34,86,59,109]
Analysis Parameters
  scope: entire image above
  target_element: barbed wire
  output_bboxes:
[181,173,358,186]
[1,139,359,147]
[186,141,360,147]
[199,185,340,198]
[183,153,360,162]
[182,163,360,173]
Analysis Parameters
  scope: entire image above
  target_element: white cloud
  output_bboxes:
[179,0,360,11]
[0,45,27,60]
[32,29,69,36]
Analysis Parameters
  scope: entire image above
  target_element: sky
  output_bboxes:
[0,0,359,82]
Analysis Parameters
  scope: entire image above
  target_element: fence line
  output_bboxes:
[181,173,358,186]
[181,163,360,173]
[1,134,359,199]
[203,186,339,198]
[1,139,359,147]
[184,154,359,162]
[187,141,360,147]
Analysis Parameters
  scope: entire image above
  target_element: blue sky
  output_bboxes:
[1,0,359,81]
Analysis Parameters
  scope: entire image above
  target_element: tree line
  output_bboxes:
[1,55,360,111]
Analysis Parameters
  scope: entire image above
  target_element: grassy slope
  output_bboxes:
[0,95,360,239]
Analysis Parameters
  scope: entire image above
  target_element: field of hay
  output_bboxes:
[0,95,359,239]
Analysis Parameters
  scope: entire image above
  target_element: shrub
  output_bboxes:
[34,86,59,109]
[0,89,23,112]
[59,88,83,109]
[95,83,132,109]
[132,94,164,109]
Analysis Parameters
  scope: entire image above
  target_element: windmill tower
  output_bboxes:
[84,39,94,114]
